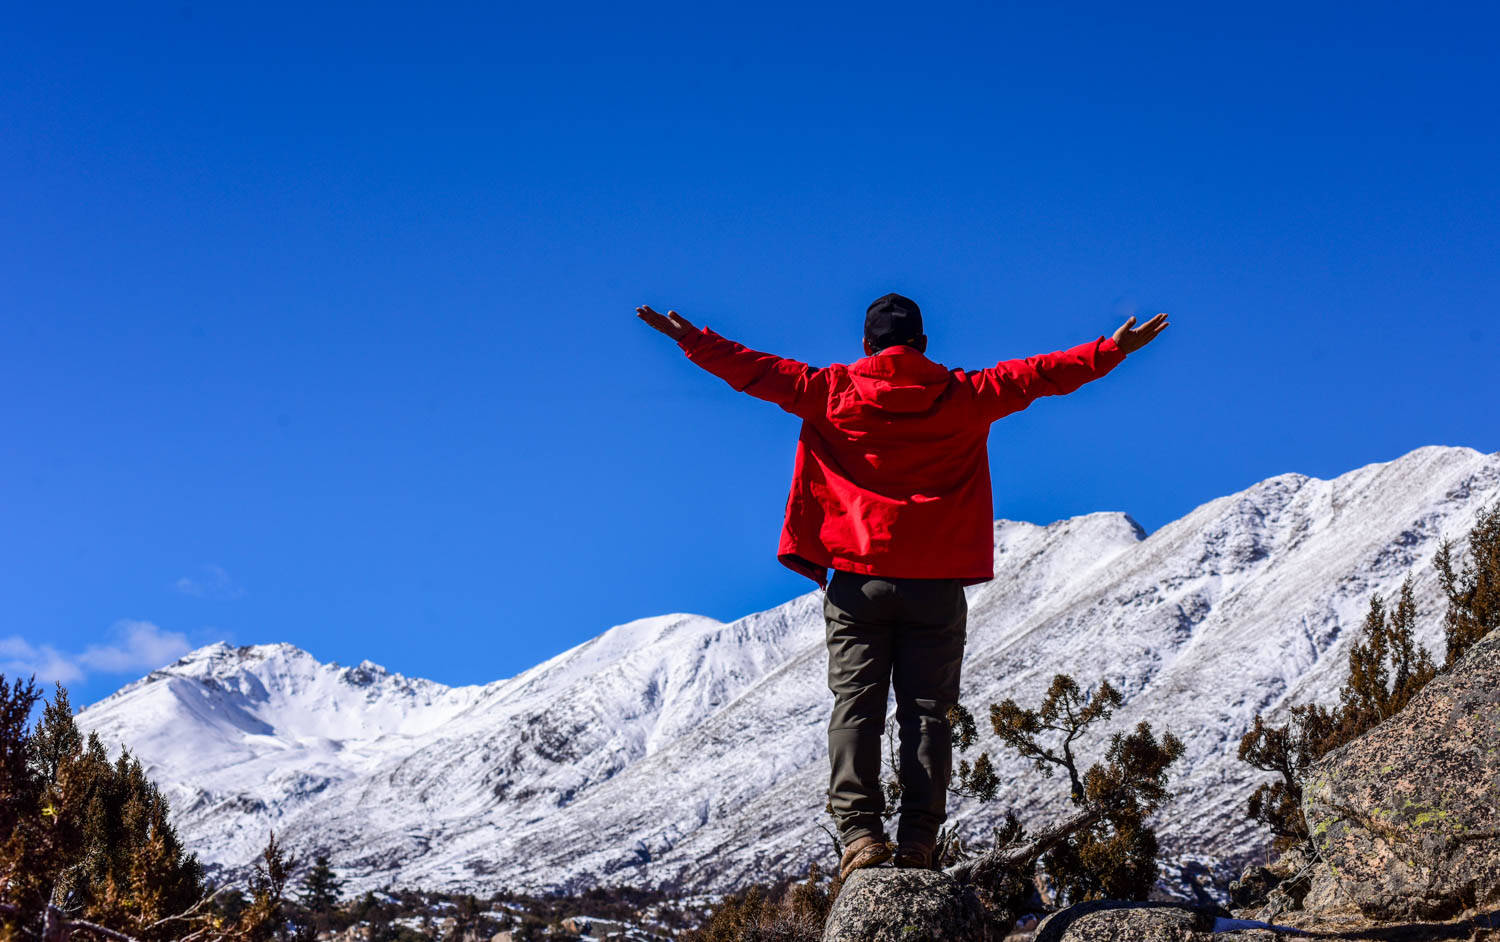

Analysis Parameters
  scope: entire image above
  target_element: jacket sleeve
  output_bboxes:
[675,326,832,420]
[967,335,1127,423]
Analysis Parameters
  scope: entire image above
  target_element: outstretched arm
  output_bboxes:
[636,304,832,420]
[969,313,1169,422]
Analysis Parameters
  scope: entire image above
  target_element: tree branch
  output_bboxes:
[143,883,236,930]
[945,804,1105,886]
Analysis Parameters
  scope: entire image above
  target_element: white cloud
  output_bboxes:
[78,620,193,674]
[0,621,192,688]
[0,636,86,686]
[174,564,246,600]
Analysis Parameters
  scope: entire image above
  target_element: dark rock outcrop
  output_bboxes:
[822,867,993,942]
[1231,846,1314,920]
[1300,628,1500,920]
[1229,864,1280,910]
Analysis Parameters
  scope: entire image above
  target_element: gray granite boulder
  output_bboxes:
[822,867,993,942]
[1034,901,1291,941]
[1301,628,1500,920]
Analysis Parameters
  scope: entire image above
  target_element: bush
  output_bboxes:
[682,864,830,942]
[943,674,1185,912]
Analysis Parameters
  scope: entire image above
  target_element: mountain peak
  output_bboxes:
[164,640,317,675]
[337,659,393,686]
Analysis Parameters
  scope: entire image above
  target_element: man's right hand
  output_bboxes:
[1112,312,1169,354]
[636,304,698,341]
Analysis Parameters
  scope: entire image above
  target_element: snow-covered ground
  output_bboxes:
[76,444,1500,898]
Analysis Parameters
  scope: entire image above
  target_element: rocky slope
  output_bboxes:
[1006,627,1500,941]
[1298,627,1500,921]
[75,444,1500,898]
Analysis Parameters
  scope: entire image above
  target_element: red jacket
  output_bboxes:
[676,327,1127,588]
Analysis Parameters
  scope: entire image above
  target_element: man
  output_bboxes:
[636,294,1167,879]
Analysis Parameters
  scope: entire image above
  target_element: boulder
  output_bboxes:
[1033,901,1291,940]
[1300,628,1500,920]
[822,867,993,942]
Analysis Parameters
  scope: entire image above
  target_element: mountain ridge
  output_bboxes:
[75,443,1500,898]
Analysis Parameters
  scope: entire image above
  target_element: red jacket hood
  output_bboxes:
[846,345,955,413]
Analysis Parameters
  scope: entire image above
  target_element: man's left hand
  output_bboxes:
[636,305,698,341]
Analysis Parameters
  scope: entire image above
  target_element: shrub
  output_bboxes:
[943,674,1185,912]
[683,864,830,942]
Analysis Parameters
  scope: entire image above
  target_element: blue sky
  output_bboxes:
[2,2,1496,707]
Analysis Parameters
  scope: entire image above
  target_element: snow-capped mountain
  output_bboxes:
[75,444,1500,898]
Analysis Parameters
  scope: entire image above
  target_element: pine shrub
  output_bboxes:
[941,675,1184,910]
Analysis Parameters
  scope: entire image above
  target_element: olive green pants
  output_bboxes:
[823,568,967,848]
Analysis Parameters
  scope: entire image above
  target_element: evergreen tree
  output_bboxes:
[1435,500,1500,668]
[1334,576,1436,741]
[0,673,55,937]
[297,852,344,938]
[240,829,298,941]
[26,682,82,784]
[299,853,344,912]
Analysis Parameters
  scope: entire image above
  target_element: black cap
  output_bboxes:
[865,293,923,349]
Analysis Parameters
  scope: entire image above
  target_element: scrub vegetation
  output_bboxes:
[1238,577,1435,858]
[1235,502,1500,900]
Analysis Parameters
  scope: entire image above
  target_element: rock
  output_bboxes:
[822,867,994,942]
[1228,864,1278,909]
[561,916,629,935]
[1259,873,1312,923]
[1300,628,1500,921]
[1232,845,1314,920]
[1272,906,1500,939]
[1259,842,1312,884]
[1033,901,1292,940]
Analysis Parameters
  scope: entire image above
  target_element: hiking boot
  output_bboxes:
[838,835,893,879]
[894,839,935,870]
